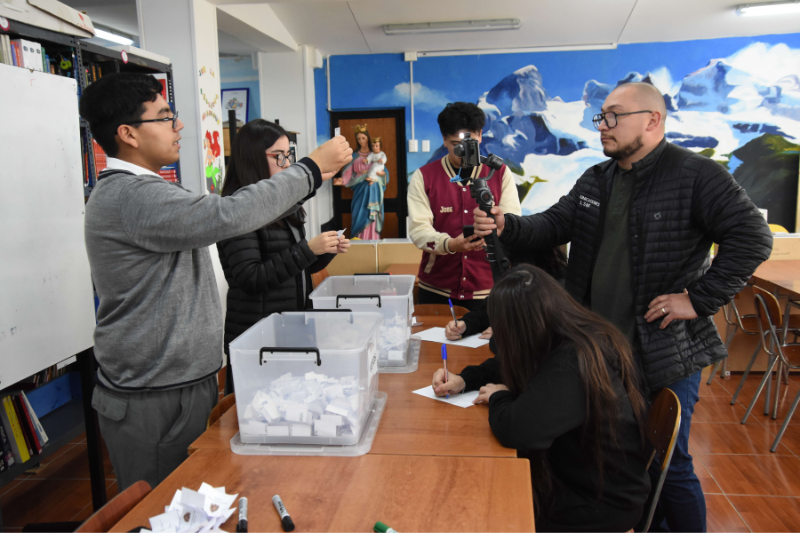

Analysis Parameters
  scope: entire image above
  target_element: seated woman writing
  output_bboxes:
[432,264,650,532]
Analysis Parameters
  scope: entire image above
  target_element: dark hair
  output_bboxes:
[370,138,383,152]
[487,265,647,498]
[354,130,371,153]
[437,102,486,137]
[220,119,305,228]
[78,73,163,157]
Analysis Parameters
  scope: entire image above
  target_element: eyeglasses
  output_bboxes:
[127,111,180,129]
[592,110,652,130]
[267,151,296,167]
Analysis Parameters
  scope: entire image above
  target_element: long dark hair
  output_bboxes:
[487,265,647,494]
[220,119,305,228]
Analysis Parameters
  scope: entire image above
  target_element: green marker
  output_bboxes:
[374,521,399,533]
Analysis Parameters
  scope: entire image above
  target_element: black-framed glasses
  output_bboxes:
[128,111,180,129]
[592,110,652,130]
[267,151,296,167]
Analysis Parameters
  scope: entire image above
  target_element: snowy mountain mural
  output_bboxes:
[320,35,800,231]
[420,41,800,229]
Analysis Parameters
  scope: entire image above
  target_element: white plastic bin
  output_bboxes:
[229,311,382,445]
[309,275,415,367]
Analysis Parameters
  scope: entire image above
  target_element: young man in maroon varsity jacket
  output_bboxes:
[407,102,521,311]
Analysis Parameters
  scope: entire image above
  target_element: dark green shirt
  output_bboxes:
[591,164,637,345]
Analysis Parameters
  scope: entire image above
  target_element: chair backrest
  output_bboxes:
[76,480,151,532]
[769,224,789,234]
[207,393,236,428]
[753,286,783,331]
[311,268,330,289]
[413,304,469,317]
[640,388,681,533]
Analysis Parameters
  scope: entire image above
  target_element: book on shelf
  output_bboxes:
[12,394,41,455]
[0,396,29,463]
[92,138,107,175]
[10,395,37,457]
[0,422,14,470]
[10,38,43,71]
[20,391,48,446]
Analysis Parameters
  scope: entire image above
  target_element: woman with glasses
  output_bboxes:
[217,119,349,392]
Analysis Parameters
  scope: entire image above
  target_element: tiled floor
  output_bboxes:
[2,367,800,531]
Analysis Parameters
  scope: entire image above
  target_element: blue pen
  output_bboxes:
[448,299,461,339]
[442,344,450,399]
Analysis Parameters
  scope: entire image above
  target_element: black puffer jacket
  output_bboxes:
[500,139,773,390]
[217,220,335,352]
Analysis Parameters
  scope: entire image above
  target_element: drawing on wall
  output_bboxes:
[321,36,800,231]
[336,124,390,239]
[204,130,221,192]
[199,65,223,193]
[222,88,249,124]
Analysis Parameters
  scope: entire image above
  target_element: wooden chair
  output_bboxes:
[207,393,236,428]
[75,480,151,532]
[740,287,800,431]
[639,388,681,533]
[311,268,330,289]
[413,304,469,317]
[707,291,759,385]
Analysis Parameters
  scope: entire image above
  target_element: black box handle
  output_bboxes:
[259,347,321,366]
[336,294,381,308]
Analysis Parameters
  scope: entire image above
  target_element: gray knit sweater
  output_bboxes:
[85,159,321,390]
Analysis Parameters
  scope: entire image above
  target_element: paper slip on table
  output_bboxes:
[190,316,515,458]
[110,449,535,532]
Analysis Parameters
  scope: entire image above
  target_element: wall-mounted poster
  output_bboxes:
[222,88,249,125]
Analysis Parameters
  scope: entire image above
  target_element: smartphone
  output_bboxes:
[463,225,475,239]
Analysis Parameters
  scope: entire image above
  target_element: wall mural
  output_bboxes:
[320,34,800,231]
[199,66,224,194]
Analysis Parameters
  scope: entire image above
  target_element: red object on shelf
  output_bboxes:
[159,167,178,182]
[92,139,107,173]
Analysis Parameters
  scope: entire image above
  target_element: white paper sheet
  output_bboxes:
[411,327,490,348]
[412,386,480,408]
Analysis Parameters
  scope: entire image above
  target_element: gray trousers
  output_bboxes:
[92,375,218,490]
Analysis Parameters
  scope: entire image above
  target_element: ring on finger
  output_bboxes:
[661,307,667,315]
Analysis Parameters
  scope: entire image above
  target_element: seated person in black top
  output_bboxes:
[444,245,567,341]
[433,265,650,532]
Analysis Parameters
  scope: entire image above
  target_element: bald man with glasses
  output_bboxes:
[474,82,772,532]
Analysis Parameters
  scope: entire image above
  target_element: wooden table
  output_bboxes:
[110,450,535,532]
[189,316,514,458]
[750,259,800,297]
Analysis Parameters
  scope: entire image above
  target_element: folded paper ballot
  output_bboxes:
[143,483,238,533]
[242,371,365,438]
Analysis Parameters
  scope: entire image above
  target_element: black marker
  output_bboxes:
[236,497,247,532]
[272,494,295,532]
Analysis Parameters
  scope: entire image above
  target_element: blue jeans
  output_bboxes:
[647,369,706,532]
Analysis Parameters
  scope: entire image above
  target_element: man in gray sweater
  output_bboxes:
[80,73,351,489]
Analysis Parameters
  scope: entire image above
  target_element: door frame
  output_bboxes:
[330,108,408,238]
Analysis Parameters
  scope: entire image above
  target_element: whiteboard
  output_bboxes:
[0,64,96,388]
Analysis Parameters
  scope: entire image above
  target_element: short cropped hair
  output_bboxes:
[437,102,486,137]
[79,73,163,157]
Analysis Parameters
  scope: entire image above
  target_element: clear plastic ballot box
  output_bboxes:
[230,311,383,445]
[309,275,415,367]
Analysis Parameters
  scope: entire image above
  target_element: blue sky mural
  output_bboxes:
[317,33,800,230]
